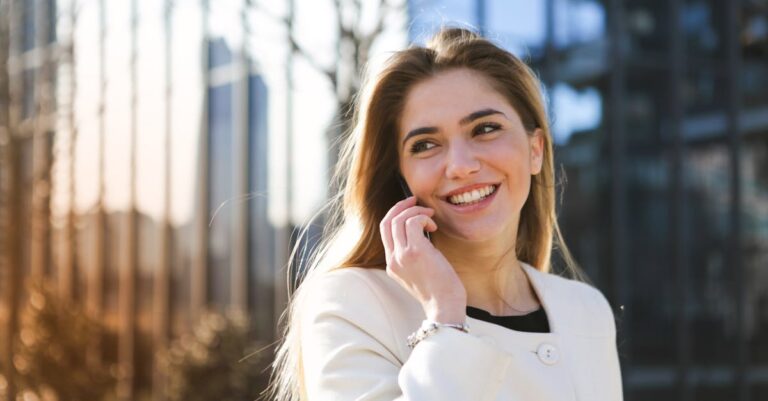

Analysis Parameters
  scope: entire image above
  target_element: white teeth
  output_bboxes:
[449,185,496,205]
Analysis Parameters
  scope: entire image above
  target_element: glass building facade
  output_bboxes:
[409,0,768,400]
[0,1,276,400]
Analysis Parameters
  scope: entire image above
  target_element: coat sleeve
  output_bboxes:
[603,299,624,400]
[299,271,513,401]
[585,283,624,401]
[606,330,624,401]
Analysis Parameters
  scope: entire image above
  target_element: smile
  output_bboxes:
[447,184,498,206]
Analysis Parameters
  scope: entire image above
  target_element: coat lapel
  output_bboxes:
[519,262,559,333]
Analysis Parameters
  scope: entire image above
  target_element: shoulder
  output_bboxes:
[297,267,419,335]
[298,267,387,314]
[299,266,400,308]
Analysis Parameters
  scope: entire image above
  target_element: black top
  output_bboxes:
[466,305,551,333]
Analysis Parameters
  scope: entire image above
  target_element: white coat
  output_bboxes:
[299,261,623,400]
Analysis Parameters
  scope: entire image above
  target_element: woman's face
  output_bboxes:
[397,68,544,243]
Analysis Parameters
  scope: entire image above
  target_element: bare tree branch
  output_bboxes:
[358,0,390,66]
[351,0,362,37]
[248,0,405,118]
[247,0,289,25]
[286,35,337,87]
[247,0,337,87]
[333,0,346,77]
[333,0,344,31]
[247,0,403,86]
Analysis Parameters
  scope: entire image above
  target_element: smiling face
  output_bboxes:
[398,68,544,243]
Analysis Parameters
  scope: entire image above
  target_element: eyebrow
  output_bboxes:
[402,108,507,147]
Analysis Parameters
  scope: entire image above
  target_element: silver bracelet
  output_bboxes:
[407,319,470,349]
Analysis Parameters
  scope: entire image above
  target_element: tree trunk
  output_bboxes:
[30,0,54,282]
[117,1,139,399]
[152,2,173,400]
[62,0,80,309]
[87,0,108,371]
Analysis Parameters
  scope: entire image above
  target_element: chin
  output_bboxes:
[441,224,505,243]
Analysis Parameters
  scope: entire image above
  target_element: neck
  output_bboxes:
[432,233,540,316]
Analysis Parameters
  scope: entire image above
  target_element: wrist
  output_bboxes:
[424,300,467,325]
[407,319,470,349]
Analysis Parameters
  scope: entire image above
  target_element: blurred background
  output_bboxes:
[0,0,766,400]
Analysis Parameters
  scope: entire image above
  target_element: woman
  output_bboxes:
[268,27,623,401]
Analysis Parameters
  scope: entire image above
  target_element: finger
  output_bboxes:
[391,206,435,251]
[381,196,417,225]
[380,222,395,265]
[405,215,438,247]
[380,196,417,262]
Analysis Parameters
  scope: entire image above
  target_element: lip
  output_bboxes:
[441,183,500,214]
[441,182,500,199]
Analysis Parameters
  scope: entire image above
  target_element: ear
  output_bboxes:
[529,128,544,175]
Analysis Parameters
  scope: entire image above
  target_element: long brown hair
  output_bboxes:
[265,27,588,401]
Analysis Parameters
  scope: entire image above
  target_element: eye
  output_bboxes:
[474,122,501,135]
[409,140,436,154]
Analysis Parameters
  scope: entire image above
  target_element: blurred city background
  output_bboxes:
[0,0,766,400]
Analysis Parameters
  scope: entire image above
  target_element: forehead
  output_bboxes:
[399,68,516,134]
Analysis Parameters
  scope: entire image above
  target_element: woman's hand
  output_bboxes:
[379,196,467,324]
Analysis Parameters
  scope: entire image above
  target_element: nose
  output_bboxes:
[444,141,481,179]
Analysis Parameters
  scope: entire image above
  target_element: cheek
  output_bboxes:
[511,167,535,212]
[406,163,442,202]
[488,144,533,198]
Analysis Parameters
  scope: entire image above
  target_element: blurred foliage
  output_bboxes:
[0,337,8,400]
[159,311,271,401]
[4,282,273,401]
[12,280,116,401]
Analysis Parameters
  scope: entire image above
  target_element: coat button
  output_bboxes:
[537,343,559,365]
